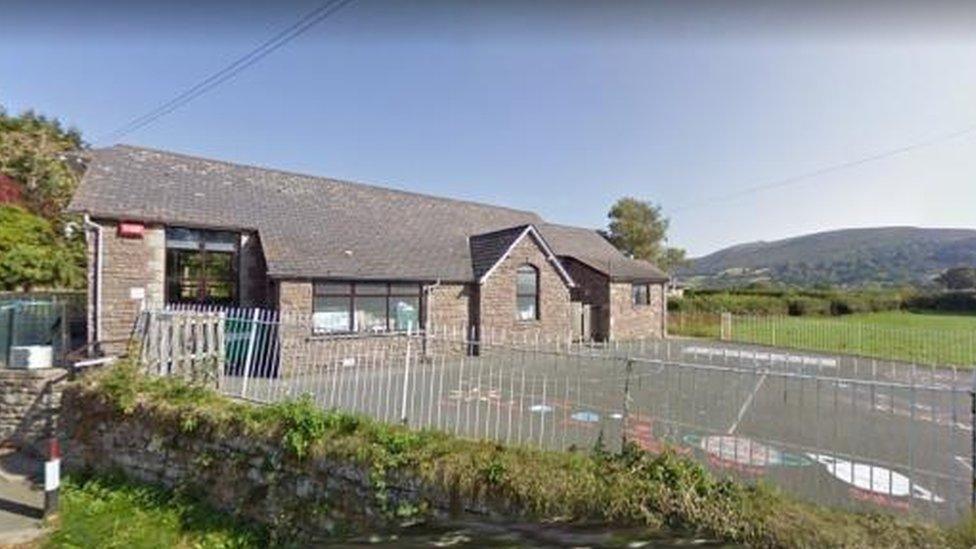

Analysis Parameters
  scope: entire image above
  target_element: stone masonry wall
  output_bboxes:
[1,368,67,455]
[608,282,666,340]
[562,258,610,341]
[478,235,572,341]
[59,386,504,540]
[92,219,165,355]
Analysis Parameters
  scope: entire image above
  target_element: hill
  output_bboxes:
[684,227,976,288]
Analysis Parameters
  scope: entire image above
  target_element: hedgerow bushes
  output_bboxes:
[670,288,916,316]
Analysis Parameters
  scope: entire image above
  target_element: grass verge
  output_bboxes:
[44,473,268,548]
[670,311,976,366]
[64,360,974,548]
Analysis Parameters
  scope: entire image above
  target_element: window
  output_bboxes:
[516,265,539,321]
[312,282,422,334]
[165,228,238,305]
[632,283,650,306]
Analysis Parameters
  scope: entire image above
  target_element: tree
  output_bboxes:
[602,197,687,272]
[0,106,87,290]
[936,267,976,290]
[0,205,82,290]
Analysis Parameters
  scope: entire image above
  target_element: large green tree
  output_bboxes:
[0,205,83,290]
[0,106,87,290]
[602,197,687,272]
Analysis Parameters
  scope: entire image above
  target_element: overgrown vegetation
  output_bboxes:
[0,106,87,291]
[45,473,268,548]
[64,360,974,548]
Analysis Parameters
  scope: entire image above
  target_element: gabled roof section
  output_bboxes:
[470,225,530,280]
[472,224,575,288]
[537,223,669,282]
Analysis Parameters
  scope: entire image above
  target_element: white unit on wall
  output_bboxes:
[8,345,54,370]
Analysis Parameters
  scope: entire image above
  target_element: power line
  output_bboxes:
[97,0,355,144]
[671,123,976,213]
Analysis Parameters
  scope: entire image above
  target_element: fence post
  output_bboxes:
[720,312,731,341]
[216,312,226,389]
[401,322,413,425]
[240,309,260,398]
[621,358,633,449]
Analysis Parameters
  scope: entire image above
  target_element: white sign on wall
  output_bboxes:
[129,287,146,300]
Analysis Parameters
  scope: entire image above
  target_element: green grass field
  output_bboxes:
[669,311,976,367]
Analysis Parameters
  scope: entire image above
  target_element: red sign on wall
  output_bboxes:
[118,221,145,239]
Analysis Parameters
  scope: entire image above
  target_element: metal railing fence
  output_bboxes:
[669,311,976,368]
[136,307,975,524]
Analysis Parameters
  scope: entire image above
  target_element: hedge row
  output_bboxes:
[669,290,976,316]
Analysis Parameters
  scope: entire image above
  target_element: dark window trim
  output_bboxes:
[312,280,425,333]
[164,227,241,306]
[631,283,651,306]
[516,264,540,321]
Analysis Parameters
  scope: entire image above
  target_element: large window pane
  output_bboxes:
[315,282,351,295]
[355,296,387,332]
[313,296,351,333]
[390,283,421,296]
[516,268,537,295]
[355,283,388,295]
[389,296,420,331]
[632,284,649,306]
[517,295,537,321]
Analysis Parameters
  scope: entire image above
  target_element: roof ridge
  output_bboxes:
[108,144,543,217]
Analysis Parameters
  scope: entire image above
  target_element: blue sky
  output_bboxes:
[2,1,975,256]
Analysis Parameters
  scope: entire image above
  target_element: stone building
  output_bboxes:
[68,145,667,351]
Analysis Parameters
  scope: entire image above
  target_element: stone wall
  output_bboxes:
[562,258,610,341]
[608,282,666,340]
[90,219,165,355]
[59,386,498,540]
[478,235,572,341]
[1,368,67,455]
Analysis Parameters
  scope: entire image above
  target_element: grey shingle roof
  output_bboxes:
[69,145,665,282]
[469,225,530,280]
[537,223,669,282]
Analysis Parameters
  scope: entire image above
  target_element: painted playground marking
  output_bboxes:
[727,373,767,434]
[805,454,944,503]
[681,434,810,474]
[682,346,838,368]
[570,411,600,423]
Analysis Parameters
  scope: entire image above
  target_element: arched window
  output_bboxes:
[516,264,540,320]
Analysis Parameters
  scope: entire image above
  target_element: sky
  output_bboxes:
[2,0,975,257]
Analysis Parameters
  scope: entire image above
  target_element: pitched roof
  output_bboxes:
[68,145,665,283]
[470,225,530,280]
[537,223,668,282]
[470,225,575,287]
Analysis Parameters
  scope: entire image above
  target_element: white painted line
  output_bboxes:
[955,455,973,472]
[682,345,837,368]
[727,372,768,435]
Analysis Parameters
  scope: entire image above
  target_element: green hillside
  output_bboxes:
[685,227,976,288]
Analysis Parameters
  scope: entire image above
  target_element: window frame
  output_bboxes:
[312,280,424,334]
[631,283,651,306]
[515,264,540,321]
[164,227,240,306]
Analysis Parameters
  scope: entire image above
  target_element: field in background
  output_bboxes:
[669,311,976,367]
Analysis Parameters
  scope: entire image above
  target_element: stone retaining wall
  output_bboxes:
[0,368,67,454]
[58,384,501,540]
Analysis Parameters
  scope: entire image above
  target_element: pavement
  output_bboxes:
[0,449,45,547]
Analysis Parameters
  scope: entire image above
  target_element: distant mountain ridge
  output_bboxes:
[684,227,976,288]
